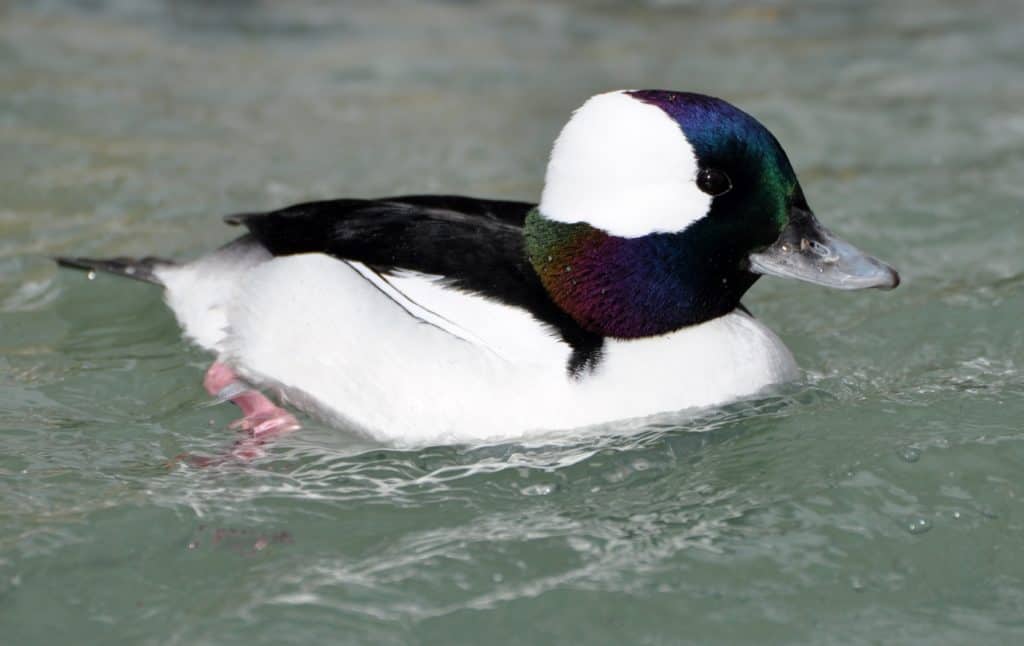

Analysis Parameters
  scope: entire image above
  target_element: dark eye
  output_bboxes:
[697,168,732,196]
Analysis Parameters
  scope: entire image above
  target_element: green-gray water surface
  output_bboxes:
[2,1,1024,643]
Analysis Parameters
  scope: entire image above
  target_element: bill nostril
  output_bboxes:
[801,238,833,259]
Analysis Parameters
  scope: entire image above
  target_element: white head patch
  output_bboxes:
[538,90,712,238]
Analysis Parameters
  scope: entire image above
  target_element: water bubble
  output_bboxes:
[899,447,921,463]
[187,541,199,550]
[631,459,651,471]
[86,270,96,280]
[492,572,504,583]
[907,518,932,534]
[850,575,865,592]
[952,511,962,520]
[520,483,555,496]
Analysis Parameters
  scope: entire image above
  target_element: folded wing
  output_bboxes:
[226,195,603,375]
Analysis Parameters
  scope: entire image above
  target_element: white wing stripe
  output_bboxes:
[345,261,505,357]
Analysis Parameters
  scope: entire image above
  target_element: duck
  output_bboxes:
[57,89,899,446]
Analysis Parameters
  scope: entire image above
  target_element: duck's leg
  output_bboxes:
[169,362,299,468]
[203,362,299,449]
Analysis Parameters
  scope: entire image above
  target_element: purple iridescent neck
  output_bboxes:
[524,209,756,339]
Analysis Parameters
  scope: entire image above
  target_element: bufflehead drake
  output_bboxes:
[58,90,898,446]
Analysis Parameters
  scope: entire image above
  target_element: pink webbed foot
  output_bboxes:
[195,362,299,462]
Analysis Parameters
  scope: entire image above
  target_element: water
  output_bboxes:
[2,1,1024,643]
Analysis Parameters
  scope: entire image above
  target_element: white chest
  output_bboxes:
[567,313,798,424]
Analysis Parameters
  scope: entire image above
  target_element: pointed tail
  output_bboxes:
[54,256,176,286]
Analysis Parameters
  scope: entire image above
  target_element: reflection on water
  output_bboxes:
[2,1,1024,644]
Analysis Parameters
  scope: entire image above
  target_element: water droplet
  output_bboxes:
[952,511,962,520]
[850,575,865,592]
[564,265,571,272]
[520,483,555,496]
[907,518,932,534]
[899,447,921,463]
[86,270,96,280]
[546,255,552,262]
[492,572,504,583]
[187,541,199,550]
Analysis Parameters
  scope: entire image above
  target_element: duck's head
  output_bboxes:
[525,89,899,339]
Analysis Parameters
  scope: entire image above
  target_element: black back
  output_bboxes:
[226,195,604,375]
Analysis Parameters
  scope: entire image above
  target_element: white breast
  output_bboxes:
[575,313,797,423]
[159,250,797,446]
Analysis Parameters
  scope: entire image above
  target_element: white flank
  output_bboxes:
[219,254,572,443]
[539,90,713,238]
[160,251,797,445]
[154,240,270,352]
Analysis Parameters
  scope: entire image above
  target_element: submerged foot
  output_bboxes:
[228,409,301,437]
[182,361,300,463]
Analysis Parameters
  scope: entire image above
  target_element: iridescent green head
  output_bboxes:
[526,90,898,339]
